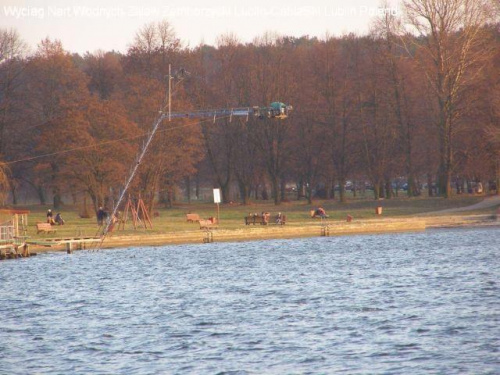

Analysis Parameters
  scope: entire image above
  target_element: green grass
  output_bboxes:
[5,193,491,241]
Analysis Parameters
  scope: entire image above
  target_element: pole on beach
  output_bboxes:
[213,189,221,224]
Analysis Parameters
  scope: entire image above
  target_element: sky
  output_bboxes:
[1,0,401,54]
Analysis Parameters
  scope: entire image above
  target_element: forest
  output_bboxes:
[0,0,499,210]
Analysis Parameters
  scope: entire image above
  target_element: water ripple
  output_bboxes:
[1,228,499,374]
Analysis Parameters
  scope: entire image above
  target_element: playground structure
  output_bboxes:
[117,195,153,231]
[0,209,29,239]
[0,209,31,259]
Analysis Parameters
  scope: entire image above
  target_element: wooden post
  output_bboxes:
[203,230,214,243]
[130,197,139,229]
[137,195,153,229]
[13,214,19,237]
[22,244,30,257]
[321,225,330,237]
[22,213,28,236]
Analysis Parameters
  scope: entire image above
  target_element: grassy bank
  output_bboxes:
[12,194,494,242]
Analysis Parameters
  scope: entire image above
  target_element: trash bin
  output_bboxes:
[375,206,382,215]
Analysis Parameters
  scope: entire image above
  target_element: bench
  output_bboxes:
[245,214,269,225]
[245,213,286,225]
[199,219,217,230]
[186,213,201,222]
[274,214,286,225]
[36,222,57,234]
[310,210,328,219]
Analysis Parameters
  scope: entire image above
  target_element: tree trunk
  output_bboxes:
[373,182,380,200]
[407,174,415,197]
[327,175,335,200]
[385,180,392,199]
[53,193,62,209]
[261,184,268,200]
[339,178,346,203]
[280,177,286,202]
[306,183,313,205]
[195,173,200,200]
[296,179,303,201]
[166,189,173,208]
[10,185,17,205]
[238,181,250,205]
[271,176,280,205]
[220,184,230,204]
[71,191,78,205]
[427,174,434,197]
[185,176,191,204]
[438,164,452,198]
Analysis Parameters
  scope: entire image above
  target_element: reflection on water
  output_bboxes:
[1,228,499,374]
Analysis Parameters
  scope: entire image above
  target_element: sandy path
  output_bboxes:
[430,195,500,214]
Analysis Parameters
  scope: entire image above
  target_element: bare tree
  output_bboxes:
[83,50,122,99]
[250,34,296,205]
[0,28,28,157]
[402,0,497,197]
[127,20,181,79]
[372,11,421,196]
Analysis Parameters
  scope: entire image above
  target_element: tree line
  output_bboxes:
[0,0,499,210]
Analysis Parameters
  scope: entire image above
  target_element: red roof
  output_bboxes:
[0,209,30,214]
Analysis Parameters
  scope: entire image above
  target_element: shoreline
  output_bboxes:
[26,214,499,254]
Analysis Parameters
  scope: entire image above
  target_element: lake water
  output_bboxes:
[1,228,499,374]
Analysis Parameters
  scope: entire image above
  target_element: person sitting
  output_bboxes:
[55,213,65,225]
[46,209,56,225]
[276,212,283,224]
[316,207,328,218]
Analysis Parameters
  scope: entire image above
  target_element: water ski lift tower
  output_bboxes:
[98,65,292,246]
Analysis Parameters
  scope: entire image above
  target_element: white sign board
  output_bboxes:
[213,188,221,204]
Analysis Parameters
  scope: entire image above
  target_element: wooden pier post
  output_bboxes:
[203,230,214,243]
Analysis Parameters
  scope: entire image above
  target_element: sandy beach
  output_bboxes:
[25,213,498,254]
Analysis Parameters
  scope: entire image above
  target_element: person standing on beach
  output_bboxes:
[97,206,106,226]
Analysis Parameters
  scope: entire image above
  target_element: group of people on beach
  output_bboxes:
[45,205,323,229]
[46,209,64,225]
[46,206,113,227]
